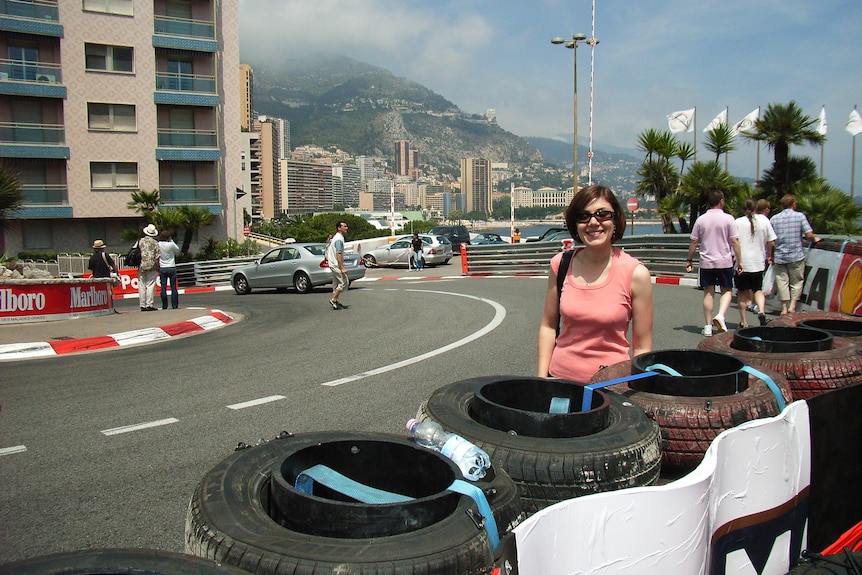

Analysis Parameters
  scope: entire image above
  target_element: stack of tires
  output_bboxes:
[415,376,663,514]
[0,549,252,575]
[590,350,791,471]
[770,311,862,340]
[184,431,524,575]
[698,323,862,401]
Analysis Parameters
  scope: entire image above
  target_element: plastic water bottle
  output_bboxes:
[406,419,491,481]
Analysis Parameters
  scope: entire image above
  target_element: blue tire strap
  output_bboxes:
[580,370,660,412]
[741,365,786,411]
[295,464,500,552]
[549,397,570,413]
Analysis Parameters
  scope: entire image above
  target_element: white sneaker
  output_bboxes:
[702,324,713,337]
[712,315,728,333]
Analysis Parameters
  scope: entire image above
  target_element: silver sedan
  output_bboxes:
[231,243,366,295]
[362,234,453,268]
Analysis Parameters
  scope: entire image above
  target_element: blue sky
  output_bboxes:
[239,0,862,191]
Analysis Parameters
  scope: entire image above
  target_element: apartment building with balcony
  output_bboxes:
[0,0,241,255]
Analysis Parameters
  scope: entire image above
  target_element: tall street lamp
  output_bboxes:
[552,33,587,191]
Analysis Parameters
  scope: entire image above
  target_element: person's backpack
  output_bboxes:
[125,242,142,268]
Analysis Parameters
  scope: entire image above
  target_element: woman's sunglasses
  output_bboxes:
[575,208,615,224]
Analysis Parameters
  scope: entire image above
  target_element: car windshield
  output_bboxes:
[304,244,326,256]
[436,236,451,244]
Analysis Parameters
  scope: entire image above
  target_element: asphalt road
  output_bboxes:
[0,267,709,563]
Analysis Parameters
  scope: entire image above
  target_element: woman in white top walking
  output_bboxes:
[734,199,776,327]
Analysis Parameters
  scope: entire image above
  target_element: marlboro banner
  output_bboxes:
[0,280,115,323]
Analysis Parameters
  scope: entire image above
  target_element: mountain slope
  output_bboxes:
[246,53,543,174]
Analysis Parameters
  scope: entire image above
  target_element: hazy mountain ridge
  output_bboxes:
[247,54,543,173]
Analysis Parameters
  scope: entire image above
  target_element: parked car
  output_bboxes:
[526,226,570,242]
[430,225,471,248]
[471,232,507,245]
[231,243,365,295]
[363,234,453,268]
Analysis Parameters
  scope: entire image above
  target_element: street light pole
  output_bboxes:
[552,33,586,192]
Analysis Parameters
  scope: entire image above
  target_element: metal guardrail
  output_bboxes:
[462,234,698,279]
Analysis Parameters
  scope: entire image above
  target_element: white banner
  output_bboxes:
[510,402,812,575]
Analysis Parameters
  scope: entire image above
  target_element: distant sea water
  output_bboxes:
[481,221,668,239]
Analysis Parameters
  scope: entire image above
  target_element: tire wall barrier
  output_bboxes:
[0,549,252,575]
[590,351,791,470]
[184,431,524,575]
[697,330,862,401]
[416,376,662,515]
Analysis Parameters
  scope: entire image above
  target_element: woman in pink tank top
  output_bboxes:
[537,185,654,383]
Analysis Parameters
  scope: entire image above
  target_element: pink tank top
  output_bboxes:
[548,247,640,383]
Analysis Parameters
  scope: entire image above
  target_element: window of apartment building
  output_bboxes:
[87,103,136,132]
[7,44,39,81]
[90,162,138,189]
[84,43,133,73]
[82,0,133,17]
[22,221,53,250]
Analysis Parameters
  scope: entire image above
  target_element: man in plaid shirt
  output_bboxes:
[770,194,820,315]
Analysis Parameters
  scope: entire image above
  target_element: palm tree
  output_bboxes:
[126,189,161,216]
[673,161,747,232]
[744,102,825,201]
[704,124,736,165]
[794,181,862,235]
[177,206,216,255]
[636,129,680,232]
[0,164,24,230]
[758,156,818,201]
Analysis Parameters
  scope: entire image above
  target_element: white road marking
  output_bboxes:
[0,445,27,456]
[322,290,506,387]
[227,395,286,410]
[101,418,179,436]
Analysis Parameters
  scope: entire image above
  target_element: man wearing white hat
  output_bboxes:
[138,224,160,311]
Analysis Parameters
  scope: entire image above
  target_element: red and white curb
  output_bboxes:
[0,308,234,361]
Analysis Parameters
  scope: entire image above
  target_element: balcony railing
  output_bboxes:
[0,121,65,144]
[157,128,217,148]
[0,59,62,83]
[21,183,67,204]
[0,0,59,21]
[155,72,215,93]
[160,185,219,204]
[154,15,214,39]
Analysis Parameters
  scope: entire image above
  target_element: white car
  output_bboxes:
[362,234,453,268]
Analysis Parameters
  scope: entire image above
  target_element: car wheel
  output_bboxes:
[185,432,523,574]
[363,254,377,267]
[293,271,312,294]
[443,258,451,265]
[232,274,251,295]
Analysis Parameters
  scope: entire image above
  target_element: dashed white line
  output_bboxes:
[101,418,179,436]
[0,445,27,456]
[322,289,506,387]
[227,395,286,410]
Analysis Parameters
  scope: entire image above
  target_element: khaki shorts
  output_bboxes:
[331,267,348,292]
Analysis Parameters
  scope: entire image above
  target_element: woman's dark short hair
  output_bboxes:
[564,184,626,243]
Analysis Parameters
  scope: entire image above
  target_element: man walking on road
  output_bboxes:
[326,221,349,310]
[770,194,820,315]
[686,189,743,336]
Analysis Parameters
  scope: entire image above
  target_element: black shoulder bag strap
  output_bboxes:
[555,250,575,337]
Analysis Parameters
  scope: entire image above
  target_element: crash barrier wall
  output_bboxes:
[461,234,699,279]
[500,382,862,575]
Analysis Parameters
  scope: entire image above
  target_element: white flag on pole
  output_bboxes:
[667,108,695,133]
[703,109,727,133]
[846,109,862,136]
[731,108,759,136]
[817,106,828,135]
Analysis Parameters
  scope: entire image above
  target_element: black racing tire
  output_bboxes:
[185,431,523,575]
[293,271,312,294]
[232,274,251,295]
[0,549,251,575]
[591,359,791,470]
[770,311,862,339]
[786,551,862,574]
[362,254,377,267]
[698,330,862,401]
[417,376,662,515]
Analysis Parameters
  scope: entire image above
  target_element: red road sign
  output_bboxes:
[243,225,250,236]
[626,198,639,211]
